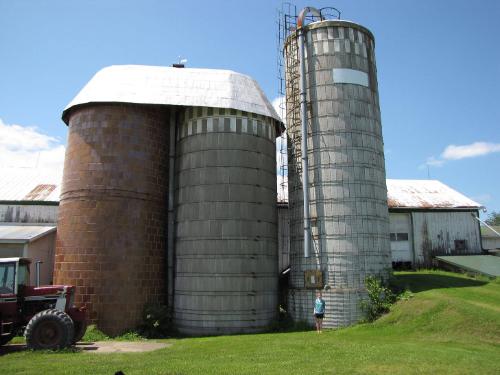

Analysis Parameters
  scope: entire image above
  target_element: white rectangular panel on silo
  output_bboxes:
[332,68,369,87]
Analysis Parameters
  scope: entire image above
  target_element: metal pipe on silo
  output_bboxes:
[297,7,322,259]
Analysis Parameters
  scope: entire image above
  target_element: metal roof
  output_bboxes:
[436,255,500,277]
[0,168,61,202]
[62,65,282,126]
[0,224,56,243]
[386,179,481,209]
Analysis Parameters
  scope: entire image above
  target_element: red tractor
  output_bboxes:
[0,257,87,350]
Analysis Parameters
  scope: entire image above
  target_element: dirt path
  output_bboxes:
[77,341,170,353]
[1,341,171,355]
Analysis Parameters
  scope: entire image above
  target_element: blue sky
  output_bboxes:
[0,0,499,214]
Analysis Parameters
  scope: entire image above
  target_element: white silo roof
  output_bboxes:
[63,65,282,125]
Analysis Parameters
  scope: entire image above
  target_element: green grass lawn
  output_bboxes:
[1,270,499,374]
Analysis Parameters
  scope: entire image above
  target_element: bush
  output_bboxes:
[82,325,110,342]
[360,276,396,322]
[137,303,172,338]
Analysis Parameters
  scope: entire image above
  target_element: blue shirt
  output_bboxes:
[314,298,325,314]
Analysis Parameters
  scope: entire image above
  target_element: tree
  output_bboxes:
[485,211,500,226]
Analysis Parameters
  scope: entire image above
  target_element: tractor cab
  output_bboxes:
[0,257,30,296]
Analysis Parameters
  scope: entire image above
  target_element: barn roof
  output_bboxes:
[386,179,482,209]
[62,65,282,129]
[0,168,61,202]
[0,224,56,243]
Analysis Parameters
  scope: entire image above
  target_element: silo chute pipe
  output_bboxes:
[297,7,322,258]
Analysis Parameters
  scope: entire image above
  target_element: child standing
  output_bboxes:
[313,291,326,333]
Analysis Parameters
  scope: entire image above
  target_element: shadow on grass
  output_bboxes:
[393,273,488,293]
[0,343,25,356]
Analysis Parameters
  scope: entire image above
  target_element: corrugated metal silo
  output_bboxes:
[284,11,392,327]
[174,106,279,335]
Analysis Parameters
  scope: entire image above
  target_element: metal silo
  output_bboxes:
[284,8,392,327]
[55,103,169,336]
[174,106,280,335]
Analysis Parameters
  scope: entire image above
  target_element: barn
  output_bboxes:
[0,168,60,285]
[387,179,483,268]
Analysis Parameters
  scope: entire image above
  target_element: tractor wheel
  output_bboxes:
[0,333,14,346]
[25,309,74,350]
[72,320,87,344]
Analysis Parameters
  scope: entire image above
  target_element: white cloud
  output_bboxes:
[423,141,500,168]
[419,156,445,169]
[442,142,500,160]
[0,118,65,181]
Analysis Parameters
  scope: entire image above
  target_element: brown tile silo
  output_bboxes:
[54,103,169,335]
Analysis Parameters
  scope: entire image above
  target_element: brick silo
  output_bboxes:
[55,103,170,335]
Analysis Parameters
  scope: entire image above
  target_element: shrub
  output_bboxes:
[360,276,396,322]
[137,303,172,338]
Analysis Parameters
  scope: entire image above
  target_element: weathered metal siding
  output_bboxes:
[54,104,169,336]
[411,211,482,266]
[285,20,392,327]
[0,204,58,223]
[482,237,500,250]
[174,106,278,335]
[277,204,290,272]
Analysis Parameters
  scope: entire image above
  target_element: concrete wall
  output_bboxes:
[285,20,391,328]
[174,106,278,335]
[27,232,56,285]
[54,104,169,335]
[0,204,58,223]
[0,243,24,258]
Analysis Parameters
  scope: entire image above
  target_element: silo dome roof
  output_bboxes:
[62,65,282,126]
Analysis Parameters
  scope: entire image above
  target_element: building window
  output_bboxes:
[390,233,409,241]
[454,240,467,252]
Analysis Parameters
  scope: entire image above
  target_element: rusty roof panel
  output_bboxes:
[0,168,61,202]
[23,184,57,201]
[387,179,481,209]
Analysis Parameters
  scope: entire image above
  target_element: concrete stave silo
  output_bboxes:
[174,106,279,335]
[284,13,392,327]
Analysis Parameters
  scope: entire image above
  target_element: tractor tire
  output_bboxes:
[25,309,74,350]
[72,320,87,344]
[0,333,14,346]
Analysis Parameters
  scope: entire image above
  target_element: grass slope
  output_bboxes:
[1,270,499,374]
